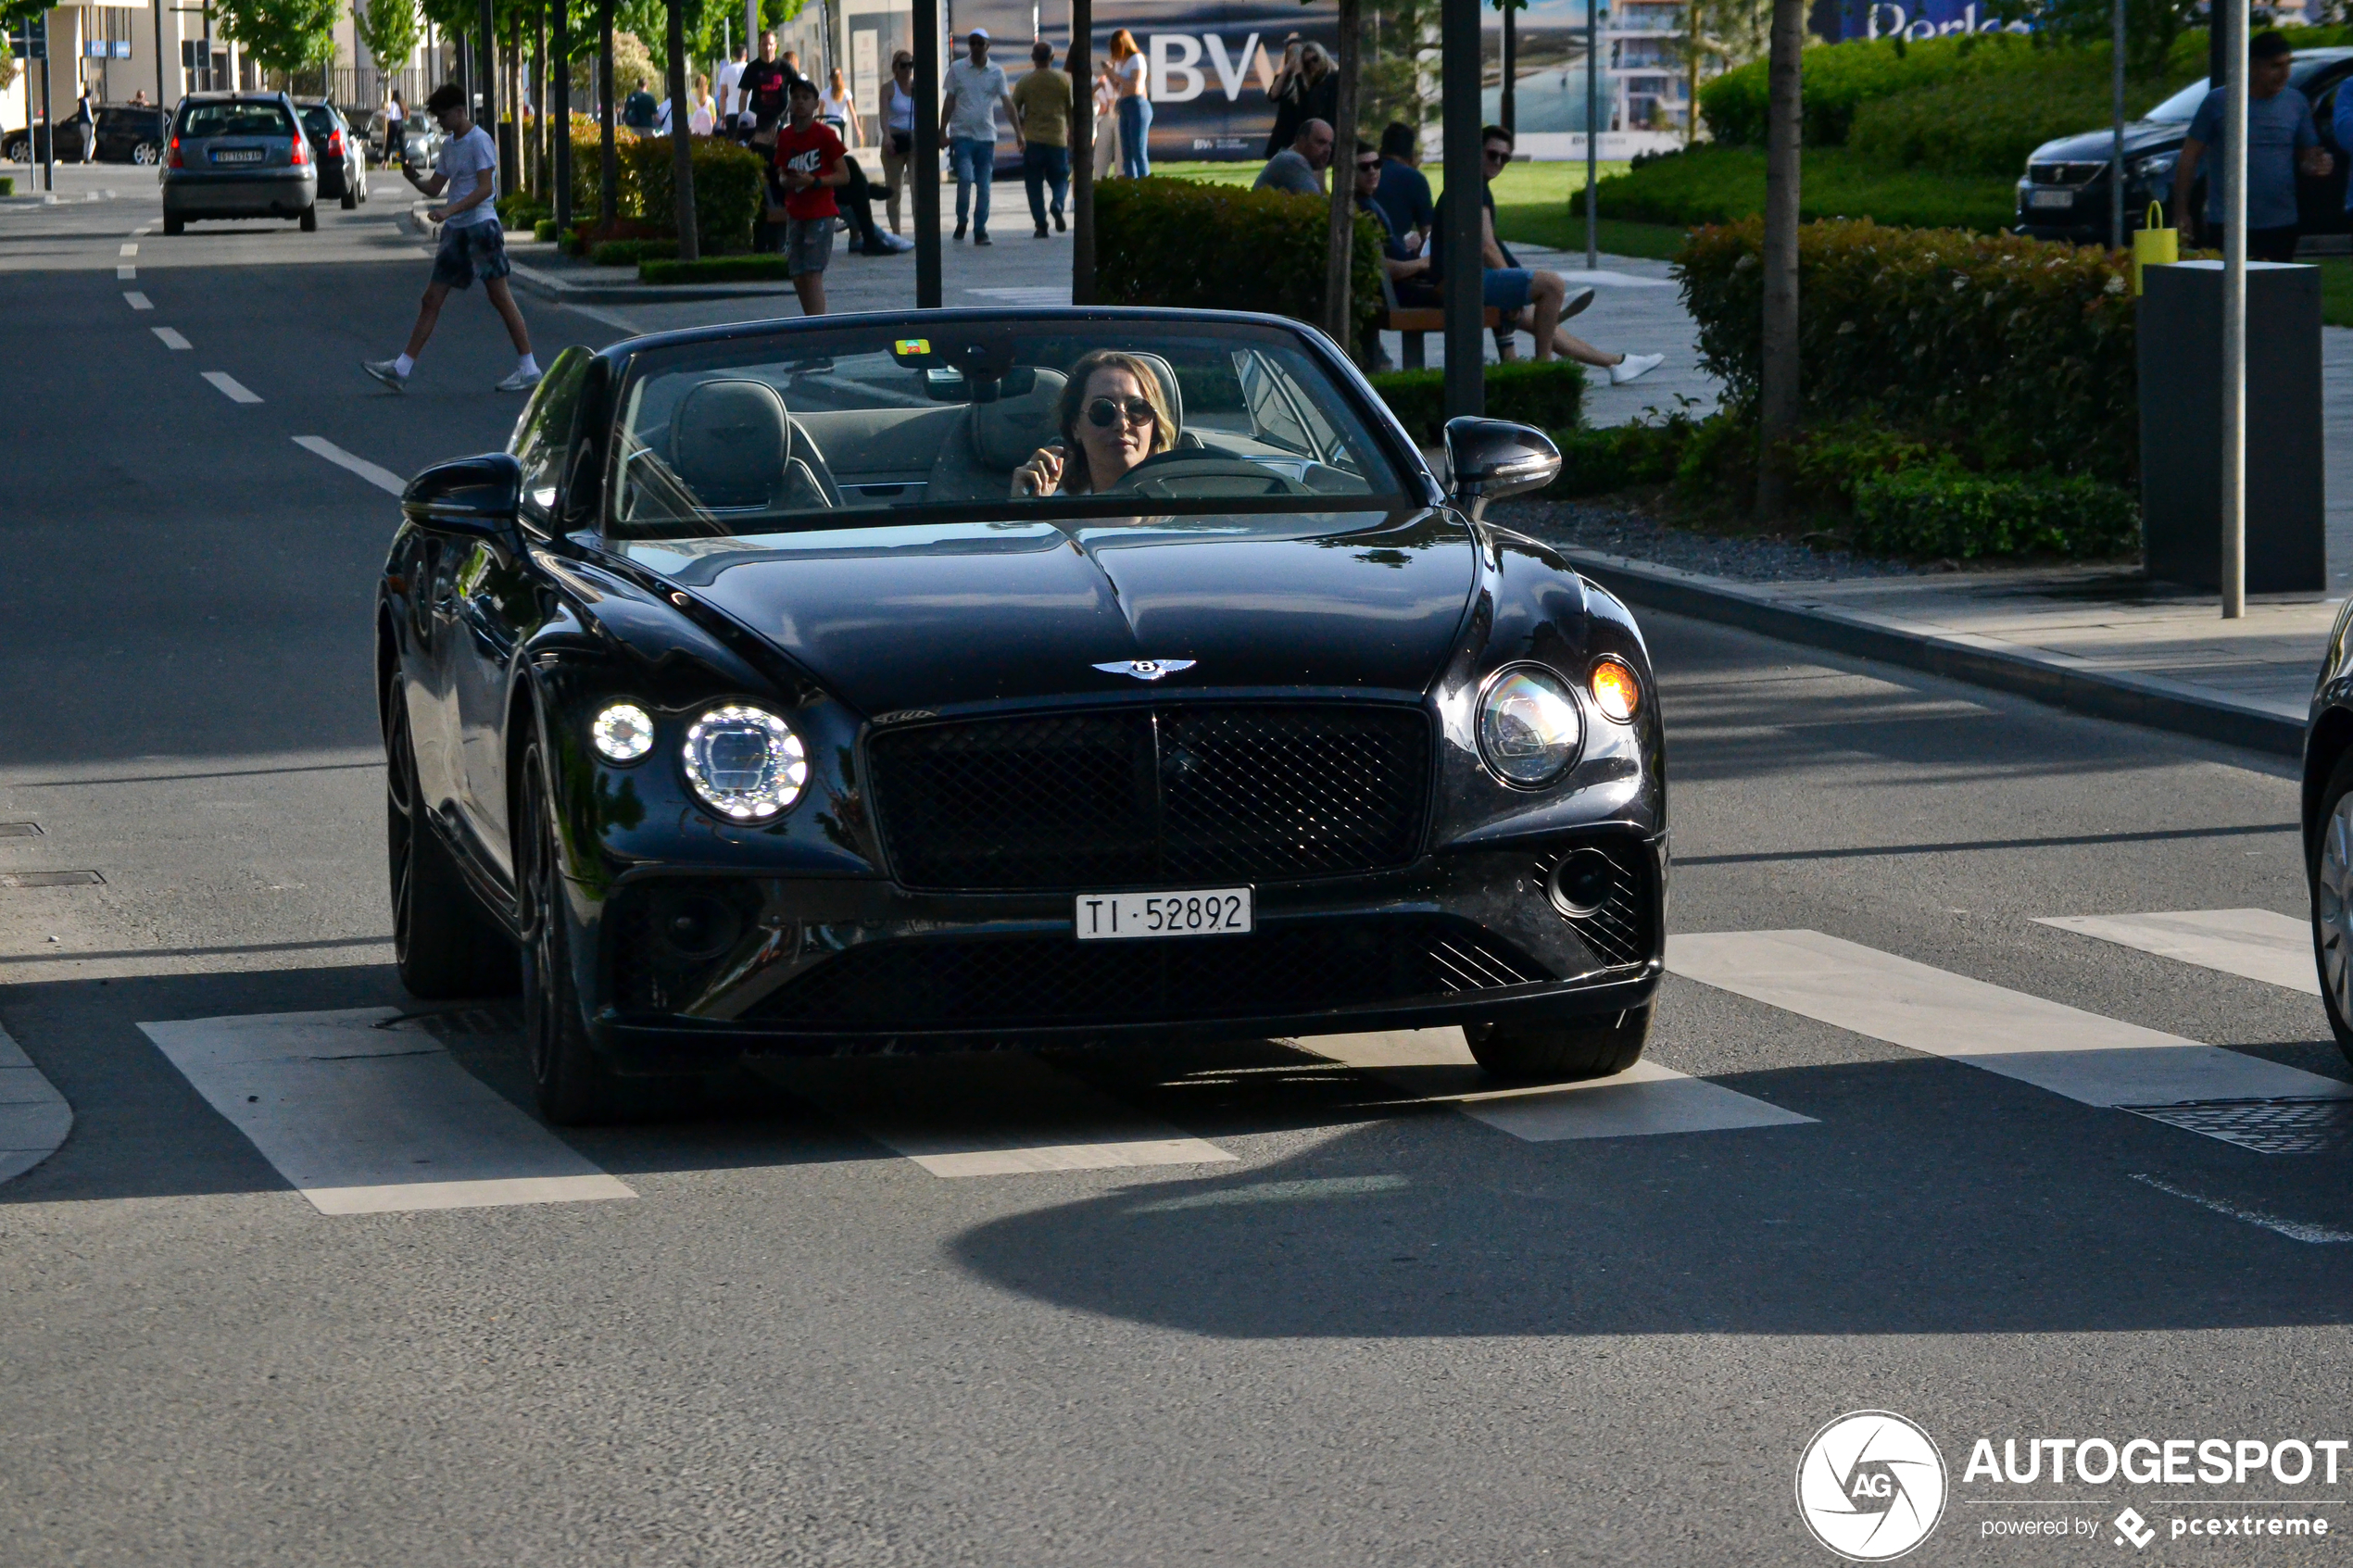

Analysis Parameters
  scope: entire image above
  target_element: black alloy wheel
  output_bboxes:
[1465,1004,1653,1082]
[2310,749,2353,1067]
[386,682,516,998]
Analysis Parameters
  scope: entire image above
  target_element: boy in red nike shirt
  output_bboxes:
[772,78,850,315]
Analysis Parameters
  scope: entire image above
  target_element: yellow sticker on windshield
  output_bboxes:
[895,338,930,357]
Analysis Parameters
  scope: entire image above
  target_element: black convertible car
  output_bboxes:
[380,309,1668,1123]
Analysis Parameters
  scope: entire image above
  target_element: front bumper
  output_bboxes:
[582,828,1667,1071]
[164,170,316,218]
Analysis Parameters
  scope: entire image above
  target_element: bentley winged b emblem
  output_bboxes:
[1093,659,1197,682]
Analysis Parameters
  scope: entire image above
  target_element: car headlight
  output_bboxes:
[1590,657,1641,723]
[2129,151,2178,183]
[1477,665,1584,788]
[682,704,809,821]
[591,703,656,762]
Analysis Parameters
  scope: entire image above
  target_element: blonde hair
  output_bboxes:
[1056,352,1176,492]
[830,66,847,92]
[1107,28,1140,61]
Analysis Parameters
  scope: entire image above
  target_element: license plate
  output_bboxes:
[213,148,264,164]
[2029,189,2073,210]
[1075,887,1252,941]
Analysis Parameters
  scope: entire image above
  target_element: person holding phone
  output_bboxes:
[1011,351,1179,497]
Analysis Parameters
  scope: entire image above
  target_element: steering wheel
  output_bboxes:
[1105,452,1311,499]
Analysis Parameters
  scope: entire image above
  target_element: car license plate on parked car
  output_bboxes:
[213,149,264,163]
[2029,189,2073,210]
[1075,888,1252,940]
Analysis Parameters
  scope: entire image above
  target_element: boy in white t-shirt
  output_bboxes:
[363,82,540,394]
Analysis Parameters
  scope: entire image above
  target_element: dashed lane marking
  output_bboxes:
[2036,909,2318,997]
[202,370,260,404]
[152,327,190,350]
[760,1052,1238,1178]
[138,1008,635,1215]
[1667,929,2353,1113]
[122,290,151,309]
[1300,1027,1815,1141]
[2128,1173,2353,1244]
[0,1023,73,1186]
[115,265,133,280]
[118,243,136,257]
[292,434,405,495]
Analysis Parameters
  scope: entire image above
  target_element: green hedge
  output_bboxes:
[1097,178,1384,352]
[1700,32,2041,147]
[1575,145,2017,233]
[639,252,795,283]
[589,237,677,265]
[1851,467,2139,558]
[1679,217,2136,483]
[565,123,766,255]
[1368,360,1587,445]
[1849,37,2209,178]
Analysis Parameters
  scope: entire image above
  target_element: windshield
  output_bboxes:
[181,102,295,138]
[298,106,338,136]
[606,319,1409,540]
[2145,60,2339,121]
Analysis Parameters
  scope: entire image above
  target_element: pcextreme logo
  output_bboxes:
[1796,1411,1951,1562]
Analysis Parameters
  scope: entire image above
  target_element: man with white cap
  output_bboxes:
[940,26,1024,245]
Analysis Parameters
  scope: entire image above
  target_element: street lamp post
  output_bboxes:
[1585,0,1601,270]
[913,0,941,307]
[2221,0,2246,619]
[1441,0,1483,420]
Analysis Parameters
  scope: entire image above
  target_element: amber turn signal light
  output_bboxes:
[1590,658,1640,723]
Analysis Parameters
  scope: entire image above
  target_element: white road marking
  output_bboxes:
[132,222,156,236]
[2036,909,2318,997]
[202,370,261,404]
[122,290,152,310]
[2129,1173,2353,1244]
[0,1023,73,1186]
[293,434,406,495]
[762,1052,1236,1178]
[119,242,136,257]
[1667,929,2353,1110]
[139,1008,635,1215]
[1300,1027,1814,1141]
[152,326,191,350]
[115,264,134,280]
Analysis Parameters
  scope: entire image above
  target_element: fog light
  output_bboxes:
[1546,849,1617,919]
[591,703,656,761]
[1590,658,1640,723]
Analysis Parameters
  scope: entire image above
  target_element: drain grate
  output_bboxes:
[0,822,42,837]
[2119,1097,2353,1154]
[0,871,102,889]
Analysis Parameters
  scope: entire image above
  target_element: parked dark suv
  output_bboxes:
[3,104,170,165]
[2016,47,2353,244]
[294,99,369,208]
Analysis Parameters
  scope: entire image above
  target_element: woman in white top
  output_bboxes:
[1107,29,1150,179]
[1091,60,1120,180]
[822,66,857,144]
[689,73,717,134]
[879,49,916,232]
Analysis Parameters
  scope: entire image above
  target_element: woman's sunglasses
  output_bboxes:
[1085,395,1156,429]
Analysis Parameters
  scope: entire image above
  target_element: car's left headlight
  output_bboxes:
[2129,150,2178,184]
[682,704,810,821]
[1477,665,1584,788]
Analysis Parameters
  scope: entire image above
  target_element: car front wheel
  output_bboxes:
[1466,1004,1653,1082]
[2311,752,2353,1065]
[387,684,516,998]
[298,204,318,232]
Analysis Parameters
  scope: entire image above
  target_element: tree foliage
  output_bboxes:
[218,0,344,71]
[354,0,421,73]
[1984,0,2203,76]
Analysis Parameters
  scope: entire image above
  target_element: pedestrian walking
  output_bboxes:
[362,83,539,394]
[689,74,717,135]
[714,43,747,132]
[1013,41,1071,237]
[942,28,1022,245]
[770,76,849,315]
[73,84,96,163]
[879,49,915,232]
[737,31,791,135]
[1106,29,1149,179]
[2180,31,2328,260]
[822,66,857,144]
[385,90,406,162]
[623,75,657,131]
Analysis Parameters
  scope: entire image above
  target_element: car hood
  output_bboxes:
[2027,120,2183,166]
[612,508,1480,714]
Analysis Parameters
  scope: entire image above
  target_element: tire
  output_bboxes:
[162,215,184,236]
[340,185,358,210]
[1466,1004,1654,1082]
[299,204,318,232]
[2311,751,2353,1065]
[386,684,518,999]
[132,141,159,166]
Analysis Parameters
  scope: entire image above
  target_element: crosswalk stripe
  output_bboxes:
[1667,929,2353,1110]
[760,1052,1237,1178]
[1299,1027,1814,1141]
[122,290,151,310]
[0,1023,74,1185]
[138,1008,635,1215]
[2035,909,2319,997]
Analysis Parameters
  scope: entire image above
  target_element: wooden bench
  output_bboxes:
[1378,274,1503,370]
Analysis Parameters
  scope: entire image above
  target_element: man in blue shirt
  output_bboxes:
[2176,31,2331,262]
[1371,121,1434,254]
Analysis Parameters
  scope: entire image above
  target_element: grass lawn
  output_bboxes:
[2320,257,2353,329]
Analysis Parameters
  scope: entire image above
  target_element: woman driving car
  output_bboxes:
[1011,351,1176,496]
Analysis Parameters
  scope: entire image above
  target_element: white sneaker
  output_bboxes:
[496,366,543,393]
[1562,286,1596,320]
[362,358,407,392]
[1609,352,1664,385]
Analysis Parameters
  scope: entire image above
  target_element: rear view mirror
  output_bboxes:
[1443,418,1561,521]
[402,453,522,541]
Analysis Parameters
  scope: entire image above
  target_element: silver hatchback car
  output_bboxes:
[162,93,320,234]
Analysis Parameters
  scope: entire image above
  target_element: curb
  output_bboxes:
[1559,546,2309,759]
[506,257,801,306]
[0,1023,72,1186]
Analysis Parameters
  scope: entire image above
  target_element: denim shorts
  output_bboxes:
[786,216,836,277]
[432,220,510,288]
[1483,268,1534,315]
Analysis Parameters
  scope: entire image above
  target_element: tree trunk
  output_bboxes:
[1323,0,1361,356]
[1070,0,1093,305]
[665,0,697,258]
[1755,0,1802,521]
[553,0,572,233]
[597,0,616,228]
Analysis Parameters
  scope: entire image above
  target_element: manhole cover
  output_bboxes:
[2120,1097,2353,1154]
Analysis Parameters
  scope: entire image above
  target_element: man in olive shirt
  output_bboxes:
[1013,41,1073,236]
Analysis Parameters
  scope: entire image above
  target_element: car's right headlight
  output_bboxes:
[2129,150,2179,184]
[1477,665,1584,788]
[682,704,810,821]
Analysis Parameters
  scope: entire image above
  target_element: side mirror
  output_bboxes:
[402,452,522,541]
[1443,417,1561,521]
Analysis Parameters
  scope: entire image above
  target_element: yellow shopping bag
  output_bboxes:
[2131,201,2177,295]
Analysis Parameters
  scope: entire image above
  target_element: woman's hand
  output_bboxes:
[1011,443,1067,498]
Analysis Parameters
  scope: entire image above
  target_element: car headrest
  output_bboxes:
[1124,352,1185,436]
[970,366,1069,471]
[672,379,788,510]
